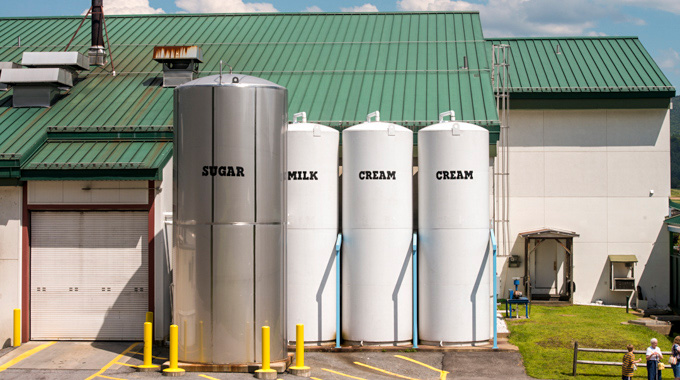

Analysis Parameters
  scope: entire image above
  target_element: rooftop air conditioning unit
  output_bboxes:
[152,46,203,87]
[0,62,21,91]
[0,52,88,107]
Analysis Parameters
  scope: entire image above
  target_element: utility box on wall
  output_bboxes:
[609,255,637,291]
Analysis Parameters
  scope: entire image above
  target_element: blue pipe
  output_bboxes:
[335,233,342,349]
[413,232,418,349]
[490,228,498,349]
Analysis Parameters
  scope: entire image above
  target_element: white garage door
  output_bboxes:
[31,211,148,340]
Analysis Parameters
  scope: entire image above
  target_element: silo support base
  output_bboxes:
[161,353,292,373]
[289,366,312,377]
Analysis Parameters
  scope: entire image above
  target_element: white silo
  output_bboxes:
[342,111,413,345]
[287,112,339,344]
[418,111,490,345]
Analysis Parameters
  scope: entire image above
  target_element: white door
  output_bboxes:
[31,211,148,340]
[533,240,557,294]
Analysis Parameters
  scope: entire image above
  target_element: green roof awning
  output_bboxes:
[670,199,680,211]
[608,255,638,263]
[20,139,172,180]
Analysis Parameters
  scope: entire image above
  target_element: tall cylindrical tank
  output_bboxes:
[342,111,413,345]
[418,112,490,345]
[173,74,287,364]
[287,112,339,344]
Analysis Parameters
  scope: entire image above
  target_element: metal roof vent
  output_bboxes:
[0,51,88,107]
[0,62,21,91]
[153,46,203,87]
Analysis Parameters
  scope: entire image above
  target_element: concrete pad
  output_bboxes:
[10,342,139,370]
[443,351,531,379]
[305,352,445,380]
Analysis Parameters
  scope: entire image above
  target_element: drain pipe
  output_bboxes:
[491,228,498,349]
[335,233,342,349]
[413,232,418,349]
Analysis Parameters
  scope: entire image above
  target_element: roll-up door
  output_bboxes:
[31,211,148,340]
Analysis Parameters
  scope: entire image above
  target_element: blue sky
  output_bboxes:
[2,0,679,89]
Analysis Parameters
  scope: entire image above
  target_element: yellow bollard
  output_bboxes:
[255,326,277,379]
[146,311,154,324]
[13,309,20,347]
[163,324,185,377]
[288,324,311,377]
[199,320,204,362]
[137,322,159,372]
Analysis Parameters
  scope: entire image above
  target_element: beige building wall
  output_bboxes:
[0,186,22,348]
[498,108,671,306]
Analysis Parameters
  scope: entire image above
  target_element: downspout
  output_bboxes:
[491,228,498,349]
[413,232,418,349]
[335,233,342,349]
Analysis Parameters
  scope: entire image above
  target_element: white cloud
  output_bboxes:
[658,48,680,74]
[101,0,164,14]
[175,0,277,13]
[396,0,609,37]
[303,5,323,12]
[340,3,379,12]
[615,0,680,15]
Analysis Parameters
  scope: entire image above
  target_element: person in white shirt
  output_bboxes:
[647,338,663,380]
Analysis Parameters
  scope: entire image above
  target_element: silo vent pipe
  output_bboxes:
[366,111,380,122]
[293,112,307,123]
[438,110,455,122]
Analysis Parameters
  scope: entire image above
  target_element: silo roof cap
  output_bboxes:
[420,121,488,133]
[288,123,339,136]
[344,122,412,134]
[177,74,285,89]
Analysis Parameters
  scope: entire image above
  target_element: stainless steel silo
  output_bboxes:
[173,74,287,365]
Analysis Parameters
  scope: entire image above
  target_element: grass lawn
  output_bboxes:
[671,188,680,198]
[505,304,674,379]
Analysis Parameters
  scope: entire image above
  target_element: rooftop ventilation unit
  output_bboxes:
[0,52,88,107]
[153,46,203,87]
[0,62,21,91]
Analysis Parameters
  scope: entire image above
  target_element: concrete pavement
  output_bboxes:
[0,342,530,380]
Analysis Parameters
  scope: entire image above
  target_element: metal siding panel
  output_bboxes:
[31,211,148,340]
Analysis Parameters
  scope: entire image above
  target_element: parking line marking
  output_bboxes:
[85,342,140,380]
[394,355,448,378]
[311,377,324,380]
[322,368,367,379]
[353,361,419,380]
[199,375,221,380]
[97,375,128,380]
[0,341,56,373]
[133,352,168,360]
[115,362,137,367]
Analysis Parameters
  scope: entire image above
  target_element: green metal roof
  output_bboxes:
[0,12,499,179]
[0,13,675,181]
[670,199,680,211]
[487,37,675,99]
[20,126,172,180]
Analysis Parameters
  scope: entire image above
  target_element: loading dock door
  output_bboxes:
[31,211,148,340]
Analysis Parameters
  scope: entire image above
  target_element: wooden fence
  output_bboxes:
[572,341,672,376]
